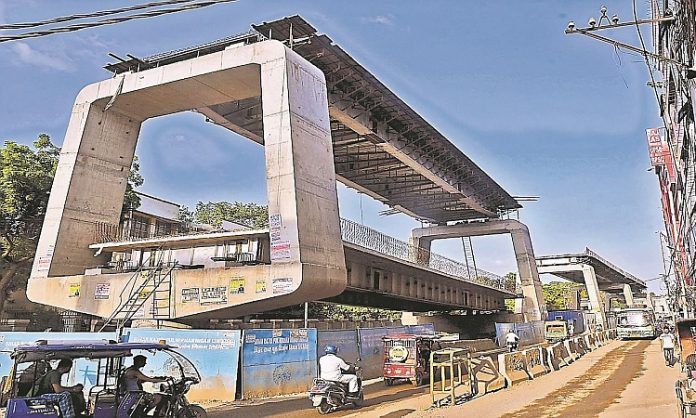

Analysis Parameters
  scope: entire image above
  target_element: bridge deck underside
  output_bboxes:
[338,245,511,312]
[538,260,645,293]
[107,17,520,223]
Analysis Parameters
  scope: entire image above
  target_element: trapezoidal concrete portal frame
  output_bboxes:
[28,40,347,315]
[410,219,547,322]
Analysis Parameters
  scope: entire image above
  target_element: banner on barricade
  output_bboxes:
[0,332,118,397]
[241,328,317,399]
[357,326,407,379]
[124,328,241,402]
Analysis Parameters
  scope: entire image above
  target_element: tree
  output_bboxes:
[542,281,584,310]
[0,135,60,314]
[121,156,143,216]
[194,201,269,229]
[0,135,144,315]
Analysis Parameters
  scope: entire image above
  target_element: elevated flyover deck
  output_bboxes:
[106,15,520,223]
[536,248,646,293]
[30,16,534,322]
[536,248,646,327]
[87,218,517,317]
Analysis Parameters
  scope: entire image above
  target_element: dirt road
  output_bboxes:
[207,380,428,418]
[204,339,680,418]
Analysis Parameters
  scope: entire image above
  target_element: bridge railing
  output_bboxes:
[340,218,512,291]
[584,247,644,286]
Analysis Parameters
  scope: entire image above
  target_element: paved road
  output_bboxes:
[206,338,682,418]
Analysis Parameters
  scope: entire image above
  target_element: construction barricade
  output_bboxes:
[124,328,242,402]
[498,351,528,386]
[240,328,317,399]
[357,326,407,379]
[430,348,475,407]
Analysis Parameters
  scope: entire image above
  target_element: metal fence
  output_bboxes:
[340,218,512,291]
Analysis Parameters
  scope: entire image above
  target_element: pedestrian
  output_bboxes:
[659,326,676,367]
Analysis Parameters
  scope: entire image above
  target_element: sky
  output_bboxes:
[0,1,668,293]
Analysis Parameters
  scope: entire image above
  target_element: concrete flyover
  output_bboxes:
[536,248,647,327]
[410,219,547,322]
[28,16,527,320]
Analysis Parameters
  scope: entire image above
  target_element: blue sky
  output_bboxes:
[0,1,667,292]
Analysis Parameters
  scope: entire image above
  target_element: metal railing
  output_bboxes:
[92,218,517,292]
[585,247,645,286]
[340,218,514,291]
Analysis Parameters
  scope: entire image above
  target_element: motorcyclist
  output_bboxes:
[318,345,359,395]
[122,355,168,416]
[504,330,520,352]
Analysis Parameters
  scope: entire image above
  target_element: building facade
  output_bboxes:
[650,0,696,316]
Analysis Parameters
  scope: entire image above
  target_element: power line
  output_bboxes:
[0,0,239,44]
[0,0,199,30]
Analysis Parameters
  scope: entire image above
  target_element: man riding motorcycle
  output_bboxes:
[318,345,359,395]
[504,330,520,352]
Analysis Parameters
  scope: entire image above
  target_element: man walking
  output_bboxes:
[659,326,676,366]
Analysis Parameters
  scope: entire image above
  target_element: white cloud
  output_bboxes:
[11,42,74,72]
[361,15,394,26]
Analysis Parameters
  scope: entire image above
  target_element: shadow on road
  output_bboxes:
[208,382,428,418]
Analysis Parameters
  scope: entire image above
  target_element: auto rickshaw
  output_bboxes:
[382,334,441,386]
[674,319,696,417]
[544,320,569,342]
[0,339,206,418]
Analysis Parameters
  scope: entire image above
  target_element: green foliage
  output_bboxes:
[194,201,269,229]
[504,272,518,311]
[177,205,195,224]
[0,135,143,315]
[542,281,584,310]
[309,302,401,320]
[121,156,143,216]
[0,135,59,258]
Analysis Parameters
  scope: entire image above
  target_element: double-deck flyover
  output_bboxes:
[27,16,543,323]
[536,248,647,326]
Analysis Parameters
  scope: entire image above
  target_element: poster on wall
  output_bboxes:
[68,283,81,297]
[230,277,245,295]
[255,280,267,294]
[94,283,111,300]
[272,278,293,295]
[36,244,54,273]
[201,286,228,305]
[181,288,200,303]
[269,214,291,261]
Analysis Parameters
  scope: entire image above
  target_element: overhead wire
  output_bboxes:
[631,0,696,292]
[0,0,239,44]
[0,0,199,30]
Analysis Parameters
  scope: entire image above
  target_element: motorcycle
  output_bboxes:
[507,340,519,352]
[308,365,364,415]
[153,377,207,418]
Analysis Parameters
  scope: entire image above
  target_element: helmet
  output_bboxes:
[324,345,338,354]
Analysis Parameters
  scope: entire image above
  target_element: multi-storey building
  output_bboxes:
[650,0,696,315]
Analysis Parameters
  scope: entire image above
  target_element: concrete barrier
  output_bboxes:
[576,336,590,355]
[549,342,572,370]
[586,333,596,349]
[471,355,506,394]
[564,339,580,360]
[523,347,547,378]
[498,351,529,386]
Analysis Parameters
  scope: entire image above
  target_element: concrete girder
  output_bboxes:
[409,219,547,321]
[536,263,607,327]
[28,40,347,318]
[623,284,635,306]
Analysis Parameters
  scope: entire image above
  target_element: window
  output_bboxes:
[130,216,149,239]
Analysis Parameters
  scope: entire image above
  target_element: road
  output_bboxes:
[206,338,682,418]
